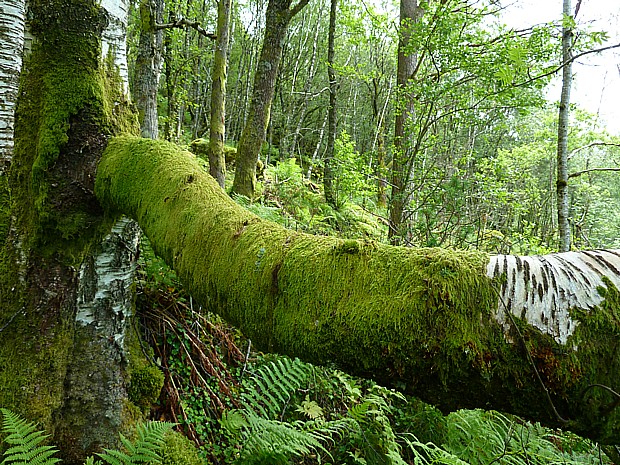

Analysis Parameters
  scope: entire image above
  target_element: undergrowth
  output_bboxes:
[0,408,175,465]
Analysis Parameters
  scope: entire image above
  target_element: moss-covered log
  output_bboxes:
[97,136,620,443]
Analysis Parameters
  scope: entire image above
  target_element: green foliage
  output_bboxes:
[95,421,175,465]
[331,131,376,208]
[221,409,326,465]
[0,408,60,465]
[129,365,165,412]
[0,409,175,465]
[439,409,609,465]
[240,357,313,419]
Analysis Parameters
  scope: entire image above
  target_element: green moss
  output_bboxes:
[161,431,206,465]
[0,175,10,249]
[560,277,620,442]
[95,137,498,394]
[129,365,165,412]
[189,138,237,164]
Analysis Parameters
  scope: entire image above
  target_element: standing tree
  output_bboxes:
[323,0,338,206]
[556,0,575,252]
[134,0,164,139]
[231,0,310,198]
[0,0,25,172]
[0,0,147,460]
[388,0,419,244]
[208,0,233,188]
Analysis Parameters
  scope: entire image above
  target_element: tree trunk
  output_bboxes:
[231,0,310,198]
[557,0,573,252]
[133,0,164,139]
[207,0,232,188]
[97,135,620,444]
[0,1,149,461]
[323,0,337,207]
[388,0,419,244]
[0,0,25,173]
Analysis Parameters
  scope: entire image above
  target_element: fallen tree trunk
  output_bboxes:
[96,136,620,443]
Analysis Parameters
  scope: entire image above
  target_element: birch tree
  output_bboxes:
[556,0,575,252]
[97,135,620,444]
[0,0,147,459]
[0,0,25,172]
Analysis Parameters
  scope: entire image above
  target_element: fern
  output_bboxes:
[241,357,312,419]
[0,410,174,465]
[235,411,326,465]
[96,421,175,465]
[0,408,60,465]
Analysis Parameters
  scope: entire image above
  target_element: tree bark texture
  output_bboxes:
[231,0,309,198]
[323,0,337,207]
[102,0,130,90]
[0,0,25,173]
[0,0,148,461]
[207,0,232,188]
[97,135,620,444]
[134,0,164,139]
[389,0,419,244]
[557,0,573,252]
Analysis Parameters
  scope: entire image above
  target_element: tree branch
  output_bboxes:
[569,142,620,158]
[569,167,620,178]
[290,0,311,18]
[156,18,217,40]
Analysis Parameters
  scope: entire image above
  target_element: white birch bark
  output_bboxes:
[59,0,142,451]
[488,249,620,345]
[0,0,25,172]
[556,0,573,252]
[101,0,130,91]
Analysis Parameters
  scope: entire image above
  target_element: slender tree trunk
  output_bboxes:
[231,0,310,198]
[557,0,573,252]
[134,0,164,139]
[208,0,232,188]
[323,0,337,206]
[389,0,419,244]
[163,23,176,141]
[288,5,322,159]
[0,0,25,173]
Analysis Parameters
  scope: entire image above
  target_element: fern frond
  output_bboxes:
[241,357,312,419]
[97,421,174,465]
[0,409,60,465]
[238,411,325,465]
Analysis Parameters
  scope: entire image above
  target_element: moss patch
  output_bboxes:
[162,431,205,465]
[129,365,165,412]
